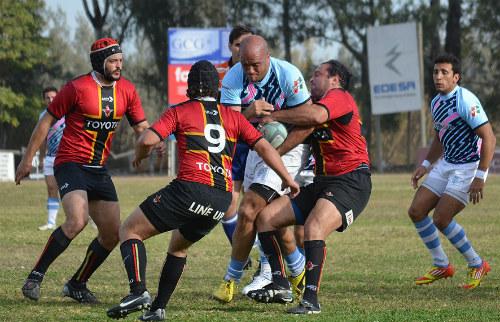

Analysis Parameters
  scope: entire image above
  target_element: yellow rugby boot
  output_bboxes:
[462,261,490,289]
[288,269,305,299]
[213,279,235,303]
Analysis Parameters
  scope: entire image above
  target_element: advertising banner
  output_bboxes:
[367,22,424,115]
[168,28,231,105]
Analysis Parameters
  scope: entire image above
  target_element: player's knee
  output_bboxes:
[101,232,119,249]
[237,204,258,225]
[407,204,424,222]
[254,212,267,230]
[62,217,87,238]
[118,223,133,242]
[432,214,451,231]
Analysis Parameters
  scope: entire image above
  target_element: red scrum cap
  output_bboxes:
[90,38,122,75]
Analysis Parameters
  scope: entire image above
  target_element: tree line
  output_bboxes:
[0,0,497,169]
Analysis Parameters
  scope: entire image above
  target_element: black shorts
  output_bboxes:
[140,179,232,243]
[291,168,371,232]
[249,183,280,204]
[54,162,118,201]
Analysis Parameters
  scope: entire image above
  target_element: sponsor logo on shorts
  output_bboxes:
[305,261,318,271]
[60,182,69,191]
[153,194,161,204]
[188,201,225,221]
[325,191,333,197]
[345,209,354,227]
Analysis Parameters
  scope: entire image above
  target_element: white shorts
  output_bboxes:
[422,158,479,205]
[296,170,314,187]
[43,156,56,176]
[243,144,310,195]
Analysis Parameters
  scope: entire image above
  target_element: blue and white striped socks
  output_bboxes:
[224,257,246,282]
[414,217,449,267]
[443,220,482,268]
[47,197,59,226]
[285,247,306,277]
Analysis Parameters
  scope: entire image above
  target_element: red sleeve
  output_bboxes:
[237,113,263,148]
[150,107,177,140]
[125,85,146,126]
[47,82,77,119]
[316,90,353,121]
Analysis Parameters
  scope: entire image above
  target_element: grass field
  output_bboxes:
[1,174,499,321]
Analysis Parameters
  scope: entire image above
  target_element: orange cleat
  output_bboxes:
[415,264,455,285]
[462,261,490,289]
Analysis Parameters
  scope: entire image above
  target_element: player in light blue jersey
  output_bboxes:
[38,87,65,231]
[408,53,496,289]
[213,35,311,303]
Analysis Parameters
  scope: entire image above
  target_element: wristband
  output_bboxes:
[474,169,488,181]
[421,160,431,169]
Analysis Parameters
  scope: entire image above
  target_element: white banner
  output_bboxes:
[367,22,423,115]
[0,151,15,182]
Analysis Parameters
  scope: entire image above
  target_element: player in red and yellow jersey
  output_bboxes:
[107,60,299,320]
[247,60,371,314]
[16,38,152,305]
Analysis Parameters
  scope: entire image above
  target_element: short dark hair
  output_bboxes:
[229,25,254,44]
[42,86,58,97]
[323,60,352,90]
[434,53,461,76]
[187,60,219,99]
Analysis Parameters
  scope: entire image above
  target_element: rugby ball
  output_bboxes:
[259,121,288,148]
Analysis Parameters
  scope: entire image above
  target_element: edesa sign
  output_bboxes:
[367,22,424,115]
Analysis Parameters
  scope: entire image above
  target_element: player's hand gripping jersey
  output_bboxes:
[149,99,263,192]
[430,85,489,164]
[47,72,146,167]
[221,57,310,121]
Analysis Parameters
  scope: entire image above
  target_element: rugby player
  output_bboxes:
[248,60,371,314]
[106,60,299,321]
[213,35,311,303]
[37,86,65,231]
[408,53,495,289]
[16,38,151,303]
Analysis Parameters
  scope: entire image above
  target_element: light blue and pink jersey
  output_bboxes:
[39,110,65,157]
[430,85,488,164]
[220,57,310,122]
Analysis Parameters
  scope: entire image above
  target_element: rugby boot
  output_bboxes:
[22,278,41,301]
[462,261,490,289]
[242,263,272,295]
[287,299,321,314]
[62,281,99,304]
[247,282,293,304]
[415,264,455,285]
[288,268,305,299]
[107,291,152,319]
[139,308,166,321]
[213,279,235,303]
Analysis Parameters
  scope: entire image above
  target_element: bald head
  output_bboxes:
[239,35,270,82]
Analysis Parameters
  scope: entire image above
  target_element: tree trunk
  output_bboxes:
[282,0,292,62]
[445,0,462,58]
